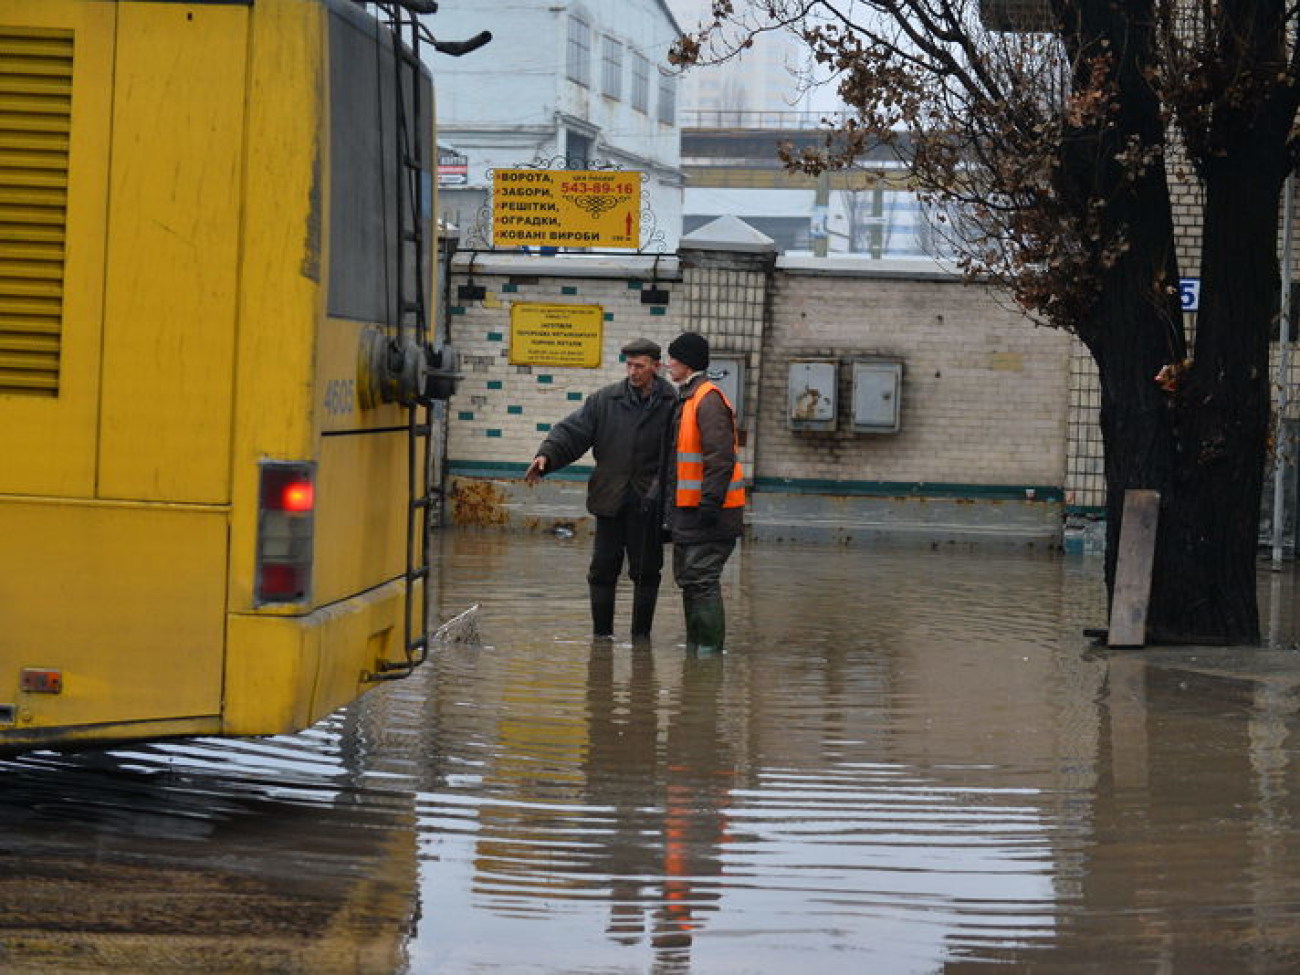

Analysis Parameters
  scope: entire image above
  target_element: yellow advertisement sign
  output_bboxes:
[493,169,641,249]
[509,303,604,368]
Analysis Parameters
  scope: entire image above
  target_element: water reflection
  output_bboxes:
[0,714,421,974]
[5,535,1300,973]
[411,535,1300,973]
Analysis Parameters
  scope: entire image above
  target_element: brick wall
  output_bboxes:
[760,260,1073,488]
[445,255,684,476]
[443,246,1075,545]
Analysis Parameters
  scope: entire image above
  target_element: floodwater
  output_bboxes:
[6,534,1300,974]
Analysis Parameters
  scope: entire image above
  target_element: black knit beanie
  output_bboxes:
[667,331,709,371]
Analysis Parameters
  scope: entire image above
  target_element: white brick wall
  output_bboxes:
[446,254,684,469]
[446,251,1075,500]
[760,266,1073,487]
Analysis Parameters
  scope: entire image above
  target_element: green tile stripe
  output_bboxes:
[446,462,1063,501]
[752,476,1064,502]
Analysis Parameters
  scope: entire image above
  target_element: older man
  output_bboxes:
[526,337,675,638]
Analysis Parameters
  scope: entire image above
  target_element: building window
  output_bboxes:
[601,36,622,100]
[566,129,592,169]
[567,16,591,86]
[657,72,676,125]
[630,52,650,113]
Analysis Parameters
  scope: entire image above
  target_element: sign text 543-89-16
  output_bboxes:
[560,179,636,195]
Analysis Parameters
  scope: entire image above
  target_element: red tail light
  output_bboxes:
[281,480,314,513]
[256,462,315,604]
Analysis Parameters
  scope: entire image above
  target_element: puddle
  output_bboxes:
[5,534,1300,973]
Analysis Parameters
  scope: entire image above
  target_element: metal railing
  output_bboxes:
[679,109,852,130]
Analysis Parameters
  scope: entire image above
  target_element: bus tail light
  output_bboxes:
[256,462,315,605]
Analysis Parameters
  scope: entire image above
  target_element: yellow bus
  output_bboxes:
[0,0,484,752]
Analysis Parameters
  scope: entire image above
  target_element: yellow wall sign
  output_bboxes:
[509,303,605,368]
[493,169,641,248]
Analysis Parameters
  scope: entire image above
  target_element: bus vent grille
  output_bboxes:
[0,28,71,397]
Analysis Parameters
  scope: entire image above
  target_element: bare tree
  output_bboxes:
[672,0,1300,644]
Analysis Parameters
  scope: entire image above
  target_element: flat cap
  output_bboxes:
[621,337,661,359]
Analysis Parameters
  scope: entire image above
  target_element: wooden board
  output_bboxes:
[1108,489,1161,647]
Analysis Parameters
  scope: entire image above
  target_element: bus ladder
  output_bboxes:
[374,2,434,681]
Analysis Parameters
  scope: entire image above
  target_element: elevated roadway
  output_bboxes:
[681,110,914,189]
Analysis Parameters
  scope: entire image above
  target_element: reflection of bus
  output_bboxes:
[0,0,487,752]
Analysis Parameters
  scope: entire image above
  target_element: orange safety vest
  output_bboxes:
[675,380,745,509]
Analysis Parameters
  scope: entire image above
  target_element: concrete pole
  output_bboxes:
[870,186,884,259]
[813,170,829,258]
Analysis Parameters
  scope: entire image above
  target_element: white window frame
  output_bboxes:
[567,16,591,86]
[657,71,676,125]
[630,52,650,113]
[601,36,622,100]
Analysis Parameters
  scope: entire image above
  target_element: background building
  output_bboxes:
[666,0,947,258]
[430,0,684,251]
[666,0,815,118]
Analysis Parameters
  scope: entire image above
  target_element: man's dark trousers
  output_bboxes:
[588,498,663,637]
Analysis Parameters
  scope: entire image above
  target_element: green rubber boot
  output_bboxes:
[685,596,726,656]
[682,596,699,650]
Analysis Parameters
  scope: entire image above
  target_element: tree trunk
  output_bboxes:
[1145,156,1284,644]
[1059,0,1194,640]
[1086,183,1186,638]
[1092,159,1278,646]
[1068,0,1292,646]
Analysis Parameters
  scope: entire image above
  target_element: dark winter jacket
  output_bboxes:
[664,372,745,544]
[535,375,675,517]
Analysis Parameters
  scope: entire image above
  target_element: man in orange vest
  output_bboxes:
[661,332,745,655]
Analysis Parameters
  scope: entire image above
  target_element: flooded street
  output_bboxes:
[7,532,1300,973]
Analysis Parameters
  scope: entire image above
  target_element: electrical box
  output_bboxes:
[707,356,745,424]
[852,359,902,433]
[789,360,837,431]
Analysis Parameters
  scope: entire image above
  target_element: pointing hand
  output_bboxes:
[525,455,548,485]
